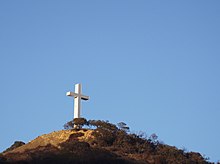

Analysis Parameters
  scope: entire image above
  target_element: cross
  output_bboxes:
[66,83,89,119]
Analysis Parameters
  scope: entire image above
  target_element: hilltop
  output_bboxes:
[0,120,212,164]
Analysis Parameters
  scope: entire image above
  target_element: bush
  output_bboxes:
[89,120,119,147]
[92,128,116,146]
[3,141,25,153]
[61,119,211,164]
[60,140,90,153]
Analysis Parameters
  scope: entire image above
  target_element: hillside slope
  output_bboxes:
[0,120,212,164]
[1,129,138,164]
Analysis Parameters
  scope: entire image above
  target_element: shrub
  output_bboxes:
[60,140,90,153]
[3,141,25,153]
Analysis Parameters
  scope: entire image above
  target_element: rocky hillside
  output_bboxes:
[1,129,136,164]
[0,120,213,164]
[3,130,93,155]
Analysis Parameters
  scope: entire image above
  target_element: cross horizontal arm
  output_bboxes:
[81,95,89,100]
[66,91,89,100]
[66,91,77,97]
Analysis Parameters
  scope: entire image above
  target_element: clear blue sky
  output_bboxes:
[0,1,219,162]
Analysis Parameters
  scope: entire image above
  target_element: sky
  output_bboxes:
[0,1,219,162]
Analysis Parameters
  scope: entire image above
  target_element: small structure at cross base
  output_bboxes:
[66,83,89,120]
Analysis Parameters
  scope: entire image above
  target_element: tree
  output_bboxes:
[87,120,118,146]
[149,133,158,144]
[64,120,74,130]
[64,118,88,130]
[117,122,130,133]
[88,120,118,131]
[73,118,88,129]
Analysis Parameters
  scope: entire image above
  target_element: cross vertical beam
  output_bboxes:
[66,83,89,119]
[74,84,81,118]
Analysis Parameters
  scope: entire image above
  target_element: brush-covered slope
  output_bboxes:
[1,129,137,164]
[0,120,212,164]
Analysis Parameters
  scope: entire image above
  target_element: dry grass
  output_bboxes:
[4,129,94,155]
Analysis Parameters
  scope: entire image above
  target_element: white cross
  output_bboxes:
[66,83,89,119]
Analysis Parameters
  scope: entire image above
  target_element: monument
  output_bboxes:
[66,83,89,119]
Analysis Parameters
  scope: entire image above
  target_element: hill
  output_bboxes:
[0,120,212,164]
